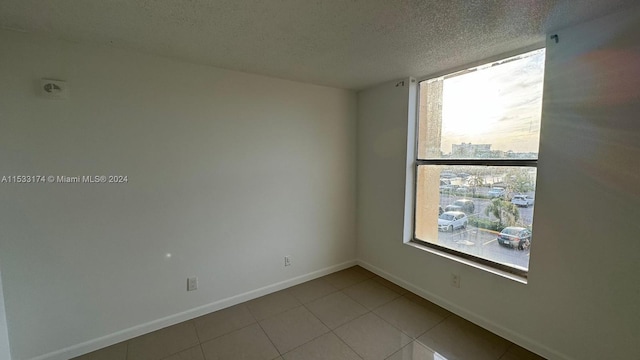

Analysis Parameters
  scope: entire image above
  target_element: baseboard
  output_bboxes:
[356,259,571,360]
[30,260,356,360]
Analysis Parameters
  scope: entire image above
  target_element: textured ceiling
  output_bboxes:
[0,0,637,90]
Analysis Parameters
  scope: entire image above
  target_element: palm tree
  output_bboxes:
[484,198,520,228]
[505,168,534,195]
[467,174,484,197]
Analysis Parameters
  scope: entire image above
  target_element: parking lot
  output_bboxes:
[436,192,534,270]
[440,194,534,226]
[435,225,530,269]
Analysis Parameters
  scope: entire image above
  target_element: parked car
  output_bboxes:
[455,186,470,195]
[438,211,468,231]
[511,195,534,207]
[488,187,505,198]
[444,199,475,214]
[440,172,457,179]
[497,227,532,250]
[439,185,453,193]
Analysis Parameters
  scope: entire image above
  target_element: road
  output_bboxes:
[435,226,530,269]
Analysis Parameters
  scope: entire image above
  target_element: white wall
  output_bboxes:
[0,270,11,360]
[0,30,357,360]
[356,7,640,360]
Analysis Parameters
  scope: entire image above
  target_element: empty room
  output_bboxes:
[0,1,639,360]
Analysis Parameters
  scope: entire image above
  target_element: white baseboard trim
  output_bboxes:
[30,260,356,360]
[356,259,570,360]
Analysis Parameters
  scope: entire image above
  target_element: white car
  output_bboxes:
[438,211,468,231]
[511,195,534,207]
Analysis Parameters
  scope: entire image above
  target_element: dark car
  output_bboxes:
[497,227,532,250]
[444,199,475,214]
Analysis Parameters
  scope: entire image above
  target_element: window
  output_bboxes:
[413,49,545,278]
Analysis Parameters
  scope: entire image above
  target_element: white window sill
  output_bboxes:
[404,240,528,284]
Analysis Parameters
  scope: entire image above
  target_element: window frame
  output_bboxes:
[407,45,546,281]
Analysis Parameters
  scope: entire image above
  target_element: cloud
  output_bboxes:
[439,49,544,154]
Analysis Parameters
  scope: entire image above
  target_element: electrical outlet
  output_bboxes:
[187,277,198,291]
[41,79,69,99]
[284,256,292,267]
[451,273,460,288]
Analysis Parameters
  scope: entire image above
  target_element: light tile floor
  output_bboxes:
[73,266,545,360]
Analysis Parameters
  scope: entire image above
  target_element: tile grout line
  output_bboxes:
[157,344,203,360]
[366,309,413,340]
[330,328,365,360]
[369,300,463,360]
[300,297,367,360]
[277,327,331,358]
[193,317,203,344]
[102,267,523,360]
[347,289,452,351]
[299,277,375,357]
[255,314,286,357]
[288,277,340,304]
[155,321,201,360]
[383,341,411,360]
[371,275,409,295]
[412,309,452,342]
[171,270,429,359]
[330,307,414,360]
[331,306,374,358]
[247,291,303,323]
[340,280,402,313]
[269,302,335,357]
[198,319,257,346]
[196,344,206,360]
[416,296,453,333]
[244,292,290,357]
[497,343,516,360]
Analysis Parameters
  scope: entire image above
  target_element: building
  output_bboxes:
[1,2,639,360]
[451,143,492,157]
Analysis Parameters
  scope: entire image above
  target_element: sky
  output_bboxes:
[439,49,545,154]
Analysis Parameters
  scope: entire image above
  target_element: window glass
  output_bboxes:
[414,49,544,276]
[418,49,545,160]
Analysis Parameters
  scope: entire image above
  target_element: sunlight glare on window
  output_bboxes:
[414,48,545,277]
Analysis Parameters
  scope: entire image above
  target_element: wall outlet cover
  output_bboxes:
[187,277,198,291]
[41,79,69,99]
